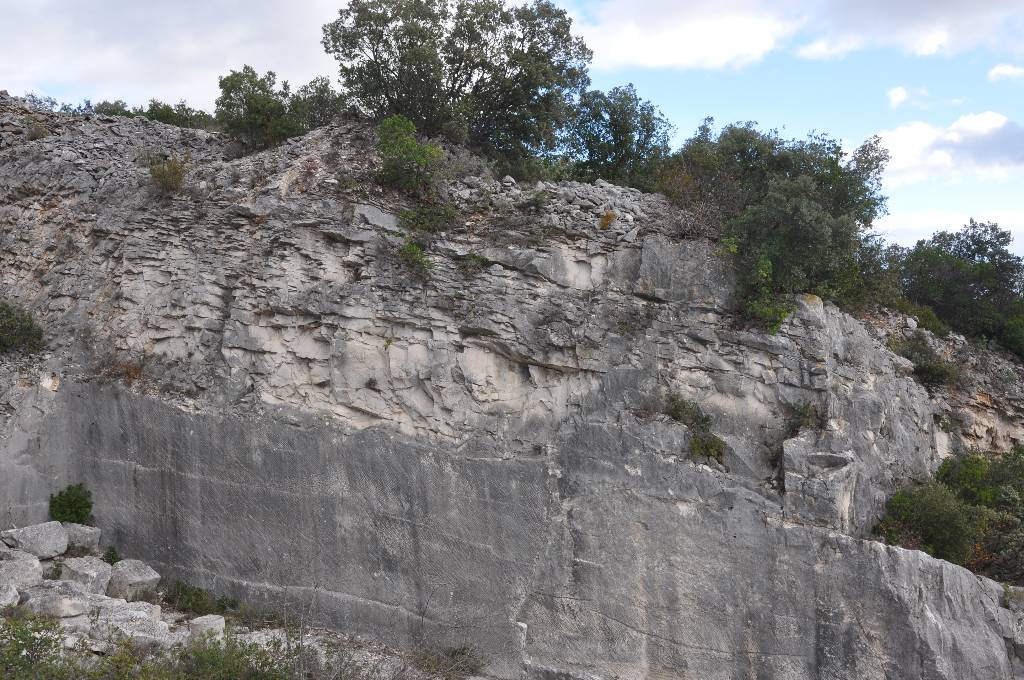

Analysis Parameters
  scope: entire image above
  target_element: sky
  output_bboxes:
[2,0,1022,251]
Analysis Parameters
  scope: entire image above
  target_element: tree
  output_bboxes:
[288,76,347,131]
[655,121,892,328]
[567,84,672,190]
[215,66,302,150]
[900,220,1024,355]
[93,100,134,117]
[142,99,215,129]
[322,0,592,165]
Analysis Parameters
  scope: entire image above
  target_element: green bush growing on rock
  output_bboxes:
[165,581,238,617]
[888,332,959,389]
[890,298,948,337]
[0,608,65,677]
[399,202,456,233]
[398,239,431,275]
[150,154,189,194]
[664,394,726,464]
[0,302,44,353]
[878,448,1024,584]
[376,115,443,194]
[102,546,121,565]
[48,483,92,525]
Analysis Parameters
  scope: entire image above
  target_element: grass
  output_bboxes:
[0,302,44,353]
[414,645,484,680]
[663,394,727,464]
[0,607,375,680]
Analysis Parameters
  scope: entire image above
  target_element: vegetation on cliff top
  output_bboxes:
[22,0,1024,353]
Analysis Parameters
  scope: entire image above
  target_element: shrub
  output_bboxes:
[656,122,894,330]
[102,546,122,565]
[0,303,44,353]
[164,581,238,617]
[888,332,959,388]
[787,401,825,437]
[48,483,92,525]
[877,481,982,564]
[878,447,1024,583]
[150,154,189,194]
[664,394,727,464]
[598,210,616,230]
[0,609,66,678]
[25,121,49,141]
[414,645,484,680]
[397,239,431,275]
[399,202,456,233]
[376,115,443,194]
[890,298,948,336]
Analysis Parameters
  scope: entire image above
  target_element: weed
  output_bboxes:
[49,483,92,525]
[150,154,189,194]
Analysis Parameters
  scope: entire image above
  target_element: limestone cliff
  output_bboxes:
[2,91,1023,679]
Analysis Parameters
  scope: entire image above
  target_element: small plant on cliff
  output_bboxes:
[25,121,49,141]
[0,302,44,353]
[102,547,121,565]
[165,581,239,617]
[150,154,189,194]
[49,483,92,525]
[399,202,457,234]
[398,239,431,275]
[664,393,727,464]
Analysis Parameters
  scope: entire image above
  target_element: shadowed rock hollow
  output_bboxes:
[2,91,1024,679]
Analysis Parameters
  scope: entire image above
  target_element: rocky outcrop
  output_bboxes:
[2,90,1023,678]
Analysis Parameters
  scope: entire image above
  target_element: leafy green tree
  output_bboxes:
[288,76,347,130]
[900,220,1024,355]
[93,100,134,117]
[567,84,672,190]
[322,0,592,165]
[142,99,215,129]
[215,66,303,150]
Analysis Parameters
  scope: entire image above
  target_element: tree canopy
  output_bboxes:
[322,0,592,162]
[566,84,672,191]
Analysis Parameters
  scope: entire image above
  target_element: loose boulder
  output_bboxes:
[0,583,18,607]
[63,523,101,553]
[22,580,91,618]
[106,559,160,601]
[1,521,68,559]
[61,556,112,594]
[188,614,226,642]
[0,546,43,589]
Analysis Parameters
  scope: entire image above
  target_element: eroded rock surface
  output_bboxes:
[2,90,1024,679]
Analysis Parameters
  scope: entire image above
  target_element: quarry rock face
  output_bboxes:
[2,90,1024,678]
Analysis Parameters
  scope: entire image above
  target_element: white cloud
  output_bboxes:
[886,86,929,109]
[576,0,1024,70]
[879,111,1024,188]
[887,86,910,108]
[989,63,1024,81]
[0,0,341,110]
[575,5,799,70]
